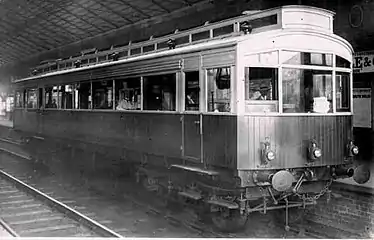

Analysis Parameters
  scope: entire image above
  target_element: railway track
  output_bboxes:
[0,169,123,237]
[0,135,327,238]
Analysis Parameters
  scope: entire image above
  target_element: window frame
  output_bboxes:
[243,49,353,115]
[204,65,234,114]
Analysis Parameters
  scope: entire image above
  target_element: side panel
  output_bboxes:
[238,115,352,169]
[13,109,238,170]
[14,109,39,134]
[203,114,237,169]
[183,114,201,161]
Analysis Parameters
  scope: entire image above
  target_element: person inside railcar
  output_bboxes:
[115,78,141,110]
[185,71,200,111]
[77,82,91,109]
[245,67,278,112]
[50,99,57,108]
[92,80,113,110]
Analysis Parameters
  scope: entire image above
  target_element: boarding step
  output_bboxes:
[170,164,219,176]
[206,199,239,209]
[178,190,202,200]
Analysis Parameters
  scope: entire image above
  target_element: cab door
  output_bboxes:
[182,114,202,162]
[182,71,202,162]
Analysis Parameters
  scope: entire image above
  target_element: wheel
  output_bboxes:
[211,208,248,232]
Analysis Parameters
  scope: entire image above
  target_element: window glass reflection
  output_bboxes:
[115,78,141,110]
[207,67,231,112]
[281,51,332,66]
[336,72,351,112]
[282,69,333,113]
[185,71,200,111]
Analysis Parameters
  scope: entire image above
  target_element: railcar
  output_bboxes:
[11,5,370,232]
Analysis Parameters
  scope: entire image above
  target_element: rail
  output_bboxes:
[0,217,19,237]
[0,169,123,238]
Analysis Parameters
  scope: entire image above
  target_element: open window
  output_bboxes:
[143,73,176,111]
[185,71,199,111]
[26,88,38,109]
[207,67,231,112]
[92,80,113,110]
[45,86,59,109]
[60,84,76,109]
[77,82,92,109]
[115,78,141,111]
[15,90,24,108]
[245,67,278,113]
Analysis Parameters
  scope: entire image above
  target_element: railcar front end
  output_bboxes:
[230,6,371,231]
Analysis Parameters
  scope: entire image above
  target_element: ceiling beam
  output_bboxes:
[0,42,28,60]
[29,0,85,41]
[72,1,120,28]
[56,6,106,32]
[21,28,62,49]
[34,0,101,36]
[1,0,213,66]
[92,0,134,24]
[151,0,171,13]
[116,0,151,18]
[0,0,74,44]
[12,34,49,52]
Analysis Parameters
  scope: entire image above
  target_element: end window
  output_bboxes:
[245,67,278,113]
[282,69,333,113]
[336,72,351,112]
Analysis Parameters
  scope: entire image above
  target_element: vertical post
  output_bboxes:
[278,50,283,114]
[140,76,144,111]
[180,71,186,112]
[90,81,93,110]
[332,54,337,113]
[113,79,116,110]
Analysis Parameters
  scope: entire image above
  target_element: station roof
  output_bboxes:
[0,0,207,67]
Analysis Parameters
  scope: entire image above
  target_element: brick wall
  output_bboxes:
[306,182,374,238]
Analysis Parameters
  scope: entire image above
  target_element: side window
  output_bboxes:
[245,67,278,100]
[92,80,113,110]
[245,67,278,113]
[61,84,76,109]
[15,91,24,108]
[26,88,38,109]
[77,82,91,109]
[38,88,43,109]
[336,72,351,112]
[115,78,141,110]
[45,86,59,109]
[185,71,199,111]
[143,73,176,111]
[207,67,231,112]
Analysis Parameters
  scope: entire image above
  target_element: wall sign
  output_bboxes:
[353,88,371,128]
[353,52,374,73]
[349,5,364,28]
